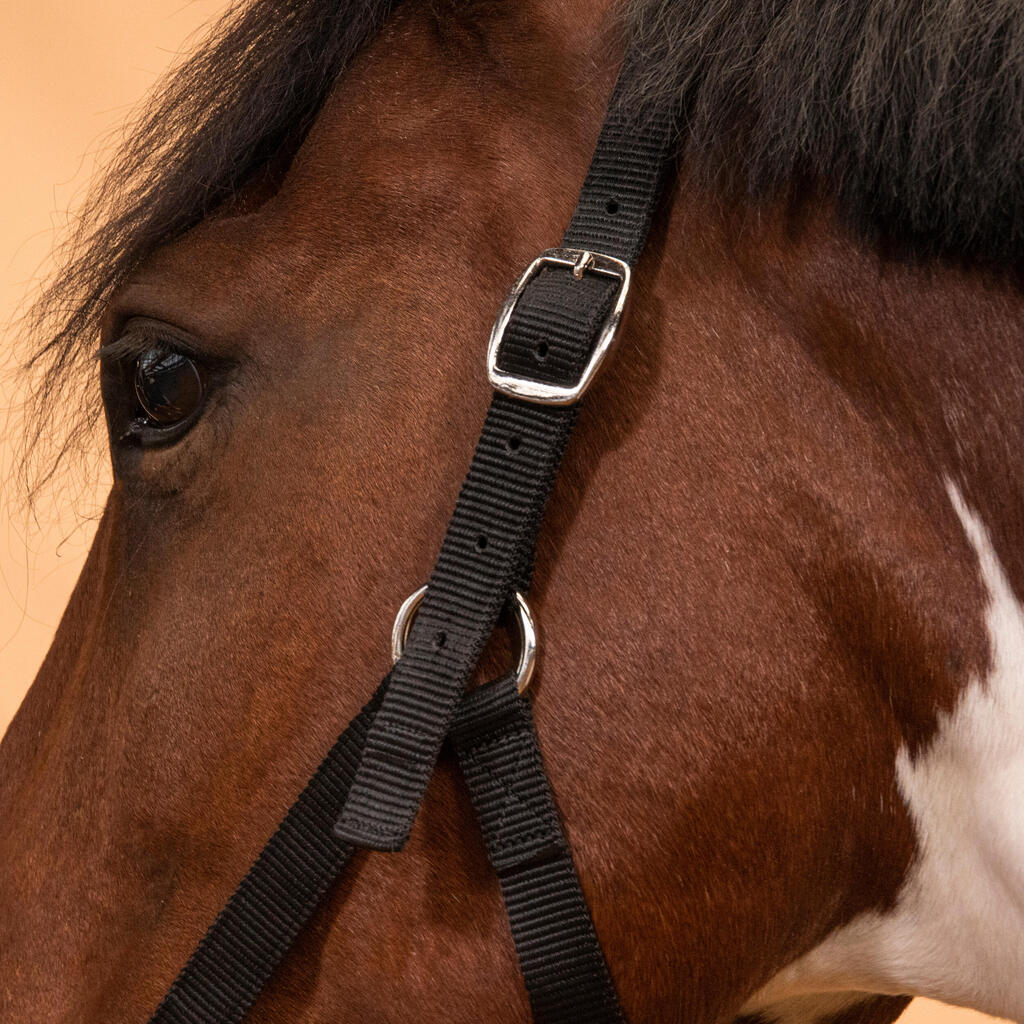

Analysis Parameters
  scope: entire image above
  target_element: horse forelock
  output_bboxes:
[16,0,397,495]
[623,0,1024,270]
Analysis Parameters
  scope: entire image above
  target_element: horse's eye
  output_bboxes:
[134,349,204,426]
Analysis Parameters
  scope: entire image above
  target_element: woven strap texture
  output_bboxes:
[146,51,676,1024]
[334,61,677,853]
[452,676,626,1024]
[148,688,383,1024]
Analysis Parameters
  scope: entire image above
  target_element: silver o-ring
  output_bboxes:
[390,585,537,695]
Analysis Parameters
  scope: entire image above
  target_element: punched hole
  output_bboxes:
[506,435,522,454]
[606,198,620,214]
[476,535,489,552]
[535,341,549,362]
[434,630,447,650]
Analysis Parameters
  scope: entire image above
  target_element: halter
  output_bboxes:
[149,50,677,1024]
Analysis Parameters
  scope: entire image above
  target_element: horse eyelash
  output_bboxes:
[96,334,176,365]
[96,328,206,368]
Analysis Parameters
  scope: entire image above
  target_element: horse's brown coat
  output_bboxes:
[2,2,1022,1022]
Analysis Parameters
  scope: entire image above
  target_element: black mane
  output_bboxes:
[627,0,1024,268]
[17,0,1024,484]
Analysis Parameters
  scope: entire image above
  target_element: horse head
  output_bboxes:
[3,2,1024,1021]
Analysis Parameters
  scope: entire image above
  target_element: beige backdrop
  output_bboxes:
[0,6,1004,1024]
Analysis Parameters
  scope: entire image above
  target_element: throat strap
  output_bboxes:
[452,677,626,1024]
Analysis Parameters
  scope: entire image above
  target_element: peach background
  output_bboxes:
[0,6,1004,1024]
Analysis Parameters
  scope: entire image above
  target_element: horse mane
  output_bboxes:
[626,0,1024,269]
[16,0,1024,487]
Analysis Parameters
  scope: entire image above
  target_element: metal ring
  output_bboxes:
[391,585,538,695]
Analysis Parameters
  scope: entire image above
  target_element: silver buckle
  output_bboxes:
[487,247,632,406]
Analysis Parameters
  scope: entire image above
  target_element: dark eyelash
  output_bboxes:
[98,332,192,366]
[98,328,238,388]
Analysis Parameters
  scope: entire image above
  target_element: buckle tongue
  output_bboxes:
[487,247,631,406]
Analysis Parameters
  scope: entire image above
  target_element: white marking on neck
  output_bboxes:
[741,481,1024,1023]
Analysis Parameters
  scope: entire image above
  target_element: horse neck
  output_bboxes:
[719,197,1024,603]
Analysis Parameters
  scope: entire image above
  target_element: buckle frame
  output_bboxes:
[487,247,632,406]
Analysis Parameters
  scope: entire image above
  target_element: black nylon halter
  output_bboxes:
[149,50,676,1024]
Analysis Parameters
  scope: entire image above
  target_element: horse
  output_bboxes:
[3,0,1024,1020]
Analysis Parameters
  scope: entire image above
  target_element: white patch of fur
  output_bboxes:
[742,482,1024,1022]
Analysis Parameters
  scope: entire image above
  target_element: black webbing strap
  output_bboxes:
[149,676,625,1024]
[334,58,677,853]
[332,394,577,852]
[149,686,384,1023]
[452,676,625,1024]
[147,50,677,1024]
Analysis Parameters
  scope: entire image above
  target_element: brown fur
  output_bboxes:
[3,1,1022,1022]
[23,0,1024,493]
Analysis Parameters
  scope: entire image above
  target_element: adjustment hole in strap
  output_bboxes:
[534,341,549,363]
[605,197,620,214]
[505,435,522,454]
[391,586,538,694]
[475,535,489,552]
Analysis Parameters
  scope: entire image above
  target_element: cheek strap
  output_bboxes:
[148,50,676,1024]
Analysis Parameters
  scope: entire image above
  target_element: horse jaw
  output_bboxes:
[740,480,1024,1024]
